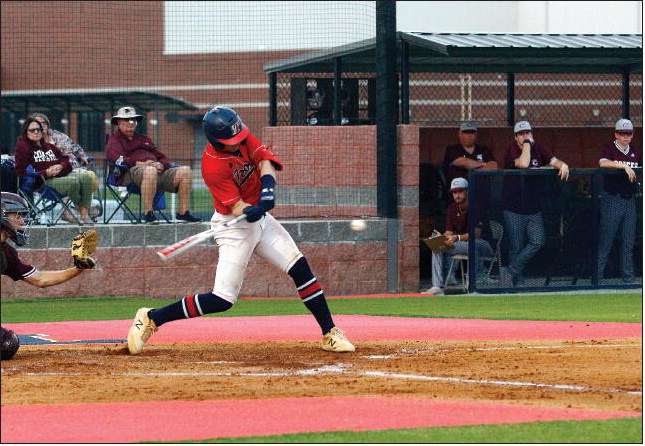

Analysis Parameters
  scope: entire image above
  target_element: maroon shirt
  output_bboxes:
[106,130,171,185]
[599,141,642,196]
[446,202,491,243]
[502,142,554,214]
[13,139,73,189]
[1,242,36,281]
[443,143,496,183]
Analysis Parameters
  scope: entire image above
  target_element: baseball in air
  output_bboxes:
[349,219,367,232]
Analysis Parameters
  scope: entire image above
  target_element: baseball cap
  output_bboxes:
[514,121,532,134]
[450,177,468,192]
[459,121,477,132]
[615,118,634,133]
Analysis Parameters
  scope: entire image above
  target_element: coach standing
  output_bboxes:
[502,121,570,287]
[596,119,642,284]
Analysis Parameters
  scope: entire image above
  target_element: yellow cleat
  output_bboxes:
[321,327,355,353]
[127,308,157,354]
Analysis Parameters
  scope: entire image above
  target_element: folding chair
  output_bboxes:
[102,159,170,223]
[482,220,504,280]
[18,165,82,226]
[444,220,504,292]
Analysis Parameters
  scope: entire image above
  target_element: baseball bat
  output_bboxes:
[156,214,247,262]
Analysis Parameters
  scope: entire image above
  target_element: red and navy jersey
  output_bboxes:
[201,133,283,214]
[599,141,642,195]
[1,242,36,281]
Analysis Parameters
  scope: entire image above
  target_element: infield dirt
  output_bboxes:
[2,339,641,413]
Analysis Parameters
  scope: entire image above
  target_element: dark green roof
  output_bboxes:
[264,33,642,74]
[1,90,197,114]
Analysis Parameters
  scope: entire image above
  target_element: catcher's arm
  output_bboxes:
[23,268,83,288]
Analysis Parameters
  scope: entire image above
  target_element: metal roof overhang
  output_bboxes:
[0,90,198,114]
[264,33,643,75]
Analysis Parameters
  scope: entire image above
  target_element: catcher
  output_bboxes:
[1,191,98,360]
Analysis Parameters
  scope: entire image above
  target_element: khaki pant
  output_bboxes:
[122,166,179,193]
[46,171,94,208]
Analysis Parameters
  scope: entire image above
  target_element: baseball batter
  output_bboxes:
[597,119,642,283]
[126,106,355,354]
[0,192,97,360]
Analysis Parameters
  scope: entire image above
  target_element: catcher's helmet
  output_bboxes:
[1,192,31,246]
[1,327,20,360]
[202,106,249,147]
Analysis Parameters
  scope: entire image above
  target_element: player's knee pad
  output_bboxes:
[196,292,234,315]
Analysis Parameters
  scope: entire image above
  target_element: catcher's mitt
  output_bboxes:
[71,229,99,270]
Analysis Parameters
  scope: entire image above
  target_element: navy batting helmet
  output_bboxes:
[202,106,249,147]
[1,192,31,246]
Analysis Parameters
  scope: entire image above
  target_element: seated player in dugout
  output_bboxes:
[1,192,97,360]
[105,106,202,224]
[126,106,355,354]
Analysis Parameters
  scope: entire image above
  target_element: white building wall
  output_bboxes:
[164,1,642,55]
[397,1,642,34]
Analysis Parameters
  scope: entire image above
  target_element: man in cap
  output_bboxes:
[596,118,642,283]
[443,121,498,187]
[423,177,493,295]
[502,120,570,286]
[1,191,96,359]
[106,106,202,223]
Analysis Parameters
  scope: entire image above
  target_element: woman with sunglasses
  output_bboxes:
[13,118,94,225]
[29,113,100,223]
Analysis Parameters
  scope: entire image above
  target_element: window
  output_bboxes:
[77,112,105,152]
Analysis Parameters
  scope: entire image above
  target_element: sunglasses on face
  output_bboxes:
[617,132,633,136]
[27,128,43,133]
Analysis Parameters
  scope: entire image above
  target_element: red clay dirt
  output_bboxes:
[2,396,639,443]
[1,315,642,443]
[5,314,642,343]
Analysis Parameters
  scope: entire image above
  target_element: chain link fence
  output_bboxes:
[275,72,642,128]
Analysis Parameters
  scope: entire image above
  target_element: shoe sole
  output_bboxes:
[321,341,356,353]
[127,330,143,355]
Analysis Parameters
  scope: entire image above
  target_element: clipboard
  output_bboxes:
[422,235,454,254]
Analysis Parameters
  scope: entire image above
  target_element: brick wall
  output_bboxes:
[1,125,422,300]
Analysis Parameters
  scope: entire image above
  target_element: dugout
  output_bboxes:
[265,33,642,127]
[264,33,643,293]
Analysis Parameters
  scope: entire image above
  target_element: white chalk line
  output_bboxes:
[362,371,643,396]
[5,365,641,396]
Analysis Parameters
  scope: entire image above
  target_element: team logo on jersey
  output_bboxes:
[233,163,255,187]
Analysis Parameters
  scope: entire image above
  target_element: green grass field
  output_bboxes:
[2,292,641,324]
[3,291,642,443]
